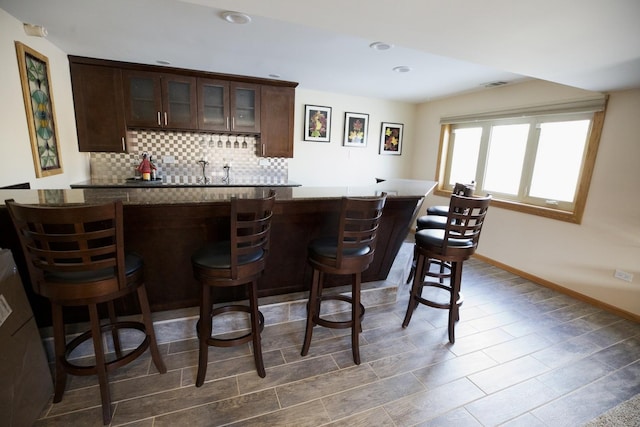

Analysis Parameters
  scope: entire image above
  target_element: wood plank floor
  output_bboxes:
[34,244,640,426]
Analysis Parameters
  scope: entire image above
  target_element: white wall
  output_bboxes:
[288,88,416,186]
[0,9,89,189]
[413,80,640,317]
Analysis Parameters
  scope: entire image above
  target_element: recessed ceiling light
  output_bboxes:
[392,65,412,73]
[369,41,393,51]
[156,60,171,65]
[482,81,508,88]
[221,11,252,24]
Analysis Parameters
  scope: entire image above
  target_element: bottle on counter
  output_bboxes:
[149,156,157,180]
[138,153,151,181]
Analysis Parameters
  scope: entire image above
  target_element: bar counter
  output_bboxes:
[70,176,302,188]
[0,179,436,326]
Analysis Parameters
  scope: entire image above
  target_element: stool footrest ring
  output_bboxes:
[62,321,151,376]
[199,304,265,348]
[416,281,464,310]
[313,295,365,330]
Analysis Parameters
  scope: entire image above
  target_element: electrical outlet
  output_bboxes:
[614,269,634,282]
[162,155,175,164]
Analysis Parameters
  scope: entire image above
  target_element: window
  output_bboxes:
[436,97,607,223]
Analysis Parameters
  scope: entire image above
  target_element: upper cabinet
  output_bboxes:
[198,79,260,133]
[69,62,127,152]
[122,70,197,130]
[69,56,296,155]
[259,85,295,158]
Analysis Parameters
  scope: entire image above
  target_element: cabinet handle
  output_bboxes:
[164,112,168,126]
[232,117,235,130]
[226,117,229,130]
[157,112,161,126]
[121,137,126,151]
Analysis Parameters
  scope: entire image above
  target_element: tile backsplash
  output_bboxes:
[90,129,288,184]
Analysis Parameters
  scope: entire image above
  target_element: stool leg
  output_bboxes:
[439,261,447,284]
[301,268,321,356]
[351,272,362,365]
[51,302,67,403]
[196,284,211,387]
[448,261,464,344]
[88,303,112,424]
[248,279,266,377]
[137,285,166,374]
[406,246,417,284]
[402,252,426,328]
[106,301,122,358]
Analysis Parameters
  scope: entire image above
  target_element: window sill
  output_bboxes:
[433,188,581,224]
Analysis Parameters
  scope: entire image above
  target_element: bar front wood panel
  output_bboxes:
[1,196,422,326]
[122,197,419,312]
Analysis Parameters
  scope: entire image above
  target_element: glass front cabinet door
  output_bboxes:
[198,79,260,133]
[123,70,196,130]
[231,83,260,133]
[163,75,197,129]
[197,78,230,131]
[123,70,162,128]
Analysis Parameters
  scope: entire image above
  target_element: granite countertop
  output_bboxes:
[1,179,437,206]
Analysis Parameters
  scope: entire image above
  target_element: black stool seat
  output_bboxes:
[415,229,474,249]
[45,252,143,286]
[416,214,448,230]
[192,242,265,272]
[309,236,372,260]
[426,205,449,216]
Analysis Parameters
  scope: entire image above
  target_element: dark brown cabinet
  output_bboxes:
[69,62,127,152]
[69,56,296,155]
[259,85,295,158]
[198,79,260,133]
[122,70,197,130]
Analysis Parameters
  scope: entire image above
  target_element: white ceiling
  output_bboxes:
[2,0,639,103]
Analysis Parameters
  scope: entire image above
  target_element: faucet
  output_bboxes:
[197,159,210,184]
[222,164,231,184]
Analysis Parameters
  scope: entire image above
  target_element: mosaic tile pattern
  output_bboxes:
[90,130,288,183]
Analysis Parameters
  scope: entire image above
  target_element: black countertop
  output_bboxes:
[71,177,301,188]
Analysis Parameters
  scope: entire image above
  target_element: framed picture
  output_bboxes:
[303,105,331,142]
[15,42,63,178]
[343,112,369,147]
[380,122,404,155]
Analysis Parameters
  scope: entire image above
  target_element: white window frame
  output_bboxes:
[435,97,607,223]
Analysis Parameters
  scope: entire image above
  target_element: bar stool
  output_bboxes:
[402,194,491,343]
[406,182,475,284]
[425,182,474,217]
[192,190,275,384]
[5,199,166,425]
[301,193,387,365]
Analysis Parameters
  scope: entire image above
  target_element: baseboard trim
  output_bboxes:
[473,253,640,323]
